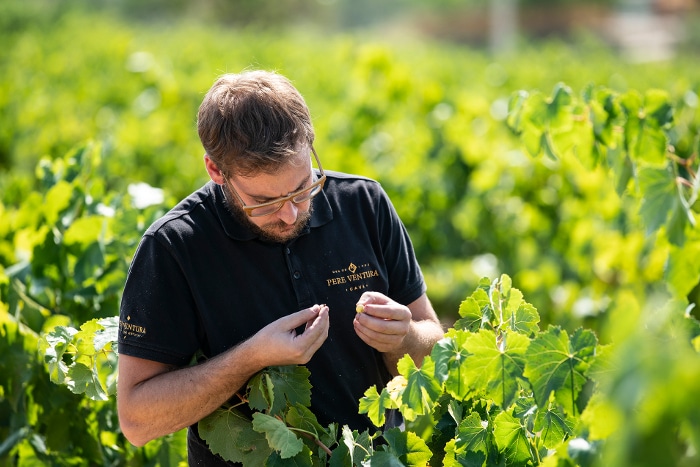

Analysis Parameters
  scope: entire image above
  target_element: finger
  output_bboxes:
[279,305,322,331]
[361,303,412,321]
[355,312,407,335]
[357,291,391,306]
[296,306,330,343]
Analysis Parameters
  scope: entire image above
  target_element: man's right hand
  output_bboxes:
[117,304,329,447]
[250,304,330,366]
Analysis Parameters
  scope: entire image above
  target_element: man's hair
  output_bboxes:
[197,70,315,176]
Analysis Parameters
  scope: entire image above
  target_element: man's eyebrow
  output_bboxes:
[251,176,310,202]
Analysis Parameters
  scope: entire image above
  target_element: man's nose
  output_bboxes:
[276,200,298,224]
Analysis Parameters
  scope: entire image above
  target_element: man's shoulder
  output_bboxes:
[324,171,383,196]
[144,182,217,237]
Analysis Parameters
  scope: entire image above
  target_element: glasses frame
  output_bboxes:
[224,146,326,218]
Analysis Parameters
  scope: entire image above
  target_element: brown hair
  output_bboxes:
[197,70,315,176]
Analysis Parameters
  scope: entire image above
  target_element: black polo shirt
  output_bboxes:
[118,171,426,461]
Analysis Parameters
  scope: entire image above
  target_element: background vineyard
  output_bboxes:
[1,0,700,465]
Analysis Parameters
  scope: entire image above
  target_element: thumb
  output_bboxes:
[279,305,321,330]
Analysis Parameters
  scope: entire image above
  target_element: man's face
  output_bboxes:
[223,153,314,243]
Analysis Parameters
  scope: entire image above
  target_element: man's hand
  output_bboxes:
[353,292,412,354]
[251,304,330,366]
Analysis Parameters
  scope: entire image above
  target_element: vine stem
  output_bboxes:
[296,430,333,457]
[273,415,334,457]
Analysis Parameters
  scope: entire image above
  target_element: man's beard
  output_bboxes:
[223,185,313,244]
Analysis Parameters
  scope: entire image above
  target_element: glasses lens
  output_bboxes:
[292,183,323,203]
[249,203,284,217]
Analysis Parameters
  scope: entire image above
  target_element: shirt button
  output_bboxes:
[286,248,291,255]
[293,271,301,279]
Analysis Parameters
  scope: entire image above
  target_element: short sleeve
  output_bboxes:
[118,235,202,366]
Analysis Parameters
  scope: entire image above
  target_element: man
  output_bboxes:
[117,70,444,465]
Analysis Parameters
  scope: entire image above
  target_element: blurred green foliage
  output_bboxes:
[1,0,700,464]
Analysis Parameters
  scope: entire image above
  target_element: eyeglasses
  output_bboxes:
[224,146,326,217]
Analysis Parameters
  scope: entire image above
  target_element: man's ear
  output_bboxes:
[204,154,225,185]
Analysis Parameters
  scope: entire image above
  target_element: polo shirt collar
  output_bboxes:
[210,175,333,242]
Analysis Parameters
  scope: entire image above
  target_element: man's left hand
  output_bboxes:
[353,291,412,354]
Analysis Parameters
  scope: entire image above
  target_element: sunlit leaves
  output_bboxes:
[463,329,529,408]
[398,355,442,420]
[38,316,117,400]
[493,411,533,465]
[382,427,432,466]
[524,326,597,415]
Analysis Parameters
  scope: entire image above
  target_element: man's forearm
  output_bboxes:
[382,319,444,376]
[118,339,263,446]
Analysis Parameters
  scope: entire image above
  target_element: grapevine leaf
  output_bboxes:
[455,296,484,332]
[463,329,529,409]
[359,385,392,427]
[638,167,681,236]
[66,362,108,401]
[286,403,325,438]
[430,330,470,399]
[74,319,106,356]
[247,372,269,412]
[454,412,489,456]
[362,451,406,466]
[252,412,304,459]
[534,406,575,449]
[339,425,373,466]
[266,444,313,466]
[507,301,540,337]
[236,424,275,466]
[579,391,623,441]
[198,408,251,463]
[667,241,700,298]
[94,316,119,353]
[382,427,432,466]
[636,124,667,166]
[398,355,442,420]
[493,410,533,465]
[644,88,673,127]
[251,366,312,416]
[524,326,597,415]
[38,325,77,384]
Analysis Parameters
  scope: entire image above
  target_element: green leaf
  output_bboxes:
[286,403,325,439]
[534,406,575,449]
[339,425,374,466]
[493,410,533,465]
[362,451,406,466]
[252,412,304,459]
[63,216,104,248]
[359,385,393,427]
[463,329,529,409]
[268,366,313,416]
[43,180,73,227]
[455,296,484,332]
[524,326,597,415]
[644,88,673,127]
[266,445,314,466]
[38,325,77,384]
[430,330,470,400]
[382,427,432,466]
[198,408,256,464]
[454,412,489,456]
[66,361,108,401]
[398,355,442,420]
[638,166,689,242]
[507,301,540,337]
[666,241,700,299]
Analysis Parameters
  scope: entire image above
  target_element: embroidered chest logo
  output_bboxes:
[326,262,380,292]
[119,315,147,338]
